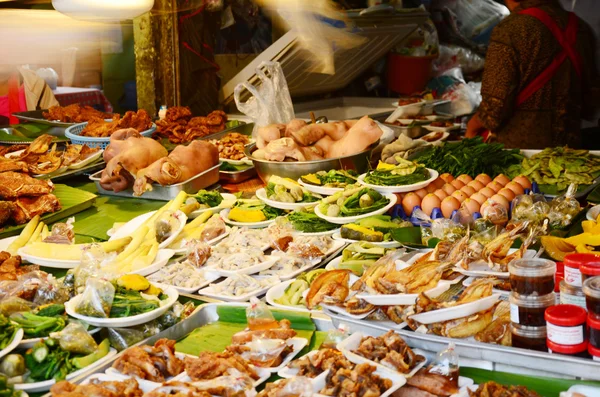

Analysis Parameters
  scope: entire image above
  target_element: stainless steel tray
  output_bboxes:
[13,109,78,128]
[219,166,257,184]
[89,163,221,201]
[38,159,105,182]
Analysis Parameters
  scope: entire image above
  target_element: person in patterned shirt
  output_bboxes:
[465,0,600,149]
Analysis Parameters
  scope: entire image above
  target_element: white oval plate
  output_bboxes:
[148,268,221,294]
[110,210,187,250]
[385,100,427,123]
[65,285,179,327]
[256,188,319,211]
[13,347,117,393]
[169,226,231,255]
[220,208,277,229]
[197,276,279,303]
[324,256,344,271]
[337,332,427,378]
[129,249,175,277]
[0,236,17,252]
[314,193,397,225]
[422,124,461,132]
[313,366,406,397]
[188,193,237,219]
[587,205,600,221]
[358,169,439,194]
[421,131,450,145]
[68,149,104,169]
[332,232,401,248]
[18,248,80,269]
[462,276,510,297]
[19,327,101,350]
[0,328,23,359]
[81,373,161,394]
[237,337,308,374]
[355,280,454,306]
[205,256,278,278]
[297,178,344,196]
[409,294,501,325]
[294,228,340,237]
[265,279,312,313]
[453,249,538,279]
[277,349,320,379]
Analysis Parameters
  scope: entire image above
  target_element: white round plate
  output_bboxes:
[314,193,397,225]
[13,348,117,393]
[189,193,237,219]
[18,247,79,269]
[0,328,23,359]
[220,208,276,229]
[358,169,439,194]
[420,131,449,145]
[297,178,344,196]
[169,226,231,254]
[332,232,401,248]
[68,149,104,170]
[587,205,600,221]
[65,286,179,327]
[265,280,311,313]
[110,210,187,249]
[423,124,461,132]
[19,327,101,350]
[294,228,340,237]
[325,256,344,271]
[409,294,501,325]
[256,188,319,211]
[129,249,175,276]
[0,236,17,252]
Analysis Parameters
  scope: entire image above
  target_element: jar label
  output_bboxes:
[560,293,587,309]
[547,323,585,345]
[595,356,600,362]
[510,303,519,324]
[565,266,582,287]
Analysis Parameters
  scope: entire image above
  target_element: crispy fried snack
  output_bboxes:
[320,363,392,397]
[0,172,54,200]
[184,352,259,381]
[468,382,542,397]
[288,348,351,378]
[208,132,250,160]
[43,104,113,123]
[0,251,39,281]
[306,269,351,309]
[112,339,184,382]
[153,107,228,144]
[80,110,152,137]
[351,330,424,374]
[51,378,143,397]
[144,382,212,397]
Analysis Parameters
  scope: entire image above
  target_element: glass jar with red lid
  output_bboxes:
[547,339,589,358]
[583,276,600,318]
[545,304,587,346]
[564,253,600,287]
[588,314,600,350]
[581,260,600,282]
[509,258,556,296]
[555,262,564,293]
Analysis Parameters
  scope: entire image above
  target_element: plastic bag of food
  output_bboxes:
[50,322,97,354]
[431,218,466,243]
[320,324,350,349]
[43,217,75,244]
[155,210,182,244]
[471,218,499,245]
[511,193,549,225]
[191,368,255,396]
[234,61,295,137]
[480,200,508,225]
[244,336,288,367]
[107,326,148,351]
[74,278,115,318]
[267,218,296,252]
[548,184,581,229]
[186,240,211,268]
[246,297,277,331]
[74,244,117,291]
[200,214,227,242]
[427,342,459,389]
[0,296,36,316]
[271,377,314,397]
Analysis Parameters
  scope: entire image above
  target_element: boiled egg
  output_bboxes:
[440,173,454,183]
[451,179,466,189]
[421,194,442,216]
[506,181,525,195]
[457,174,474,185]
[451,190,468,203]
[460,185,476,197]
[461,198,480,215]
[490,194,510,210]
[402,193,421,216]
[470,192,488,205]
[467,180,485,191]
[441,196,461,218]
[414,188,428,199]
[513,175,532,190]
[434,189,448,201]
[487,181,504,193]
[442,183,457,196]
[475,174,492,185]
[426,183,438,193]
[498,188,516,201]
[432,177,446,189]
[494,174,511,186]
[479,187,496,198]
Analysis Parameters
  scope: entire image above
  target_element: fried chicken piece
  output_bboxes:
[404,368,460,397]
[43,104,112,123]
[0,254,38,281]
[321,363,392,397]
[112,339,184,382]
[184,351,259,381]
[11,194,60,224]
[145,382,212,397]
[0,201,15,226]
[289,348,352,378]
[166,106,193,123]
[352,331,424,374]
[51,378,143,397]
[0,161,29,174]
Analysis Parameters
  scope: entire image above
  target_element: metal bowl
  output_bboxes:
[245,142,377,183]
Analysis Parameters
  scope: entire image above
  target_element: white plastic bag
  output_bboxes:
[234,61,295,137]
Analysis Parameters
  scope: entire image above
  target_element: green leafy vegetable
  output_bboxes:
[190,190,224,208]
[24,339,72,382]
[365,162,430,186]
[109,288,163,318]
[0,315,17,350]
[234,199,285,220]
[412,137,523,178]
[9,312,66,338]
[341,188,388,216]
[288,211,338,233]
[301,170,358,188]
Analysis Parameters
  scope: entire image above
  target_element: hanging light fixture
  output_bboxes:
[52,0,154,22]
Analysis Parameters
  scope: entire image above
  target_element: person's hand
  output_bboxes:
[466,113,486,138]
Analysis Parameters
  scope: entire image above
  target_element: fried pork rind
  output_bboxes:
[43,104,113,123]
[468,381,542,397]
[288,348,351,378]
[184,351,260,381]
[112,339,184,382]
[80,110,152,137]
[257,377,314,397]
[144,382,212,397]
[351,330,424,374]
[50,378,143,397]
[230,319,297,345]
[320,363,392,397]
[153,107,228,144]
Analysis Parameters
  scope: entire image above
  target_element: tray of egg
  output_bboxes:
[398,173,533,224]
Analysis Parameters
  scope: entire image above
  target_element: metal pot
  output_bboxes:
[245,142,377,183]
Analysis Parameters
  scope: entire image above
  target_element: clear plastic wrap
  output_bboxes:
[0,271,68,306]
[267,218,296,252]
[471,218,499,245]
[271,377,314,397]
[191,368,255,396]
[430,218,467,243]
[0,296,36,316]
[432,45,485,76]
[74,243,118,291]
[435,0,509,40]
[74,278,115,318]
[234,61,295,138]
[107,326,147,351]
[511,193,550,225]
[480,200,508,225]
[244,336,288,367]
[320,324,350,349]
[548,184,581,229]
[246,297,277,331]
[43,217,75,244]
[155,210,182,244]
[49,322,97,354]
[200,214,227,242]
[186,240,211,268]
[427,342,459,389]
